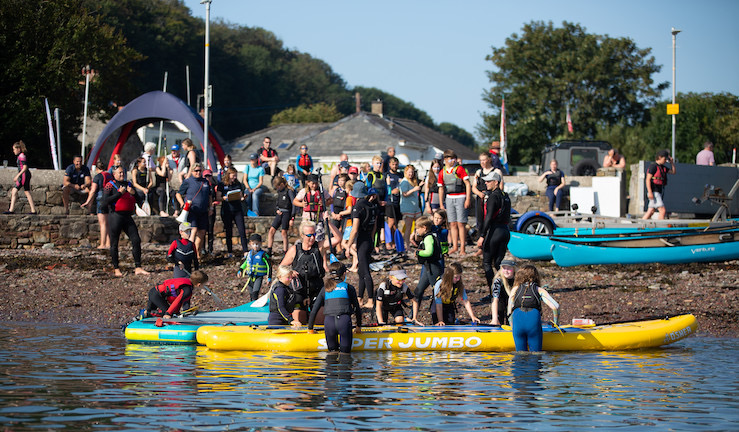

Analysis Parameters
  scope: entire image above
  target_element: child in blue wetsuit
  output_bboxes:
[507,264,560,351]
[308,262,362,353]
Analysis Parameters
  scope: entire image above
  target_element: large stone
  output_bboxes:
[46,189,63,206]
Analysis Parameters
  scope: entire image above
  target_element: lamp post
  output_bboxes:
[671,28,681,161]
[80,65,96,161]
[201,0,212,170]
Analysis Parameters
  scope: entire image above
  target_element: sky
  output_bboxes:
[183,0,739,138]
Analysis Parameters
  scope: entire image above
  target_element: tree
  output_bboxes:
[270,103,343,125]
[437,122,478,150]
[0,0,140,166]
[479,21,668,165]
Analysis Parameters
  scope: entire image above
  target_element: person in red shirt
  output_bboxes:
[146,270,208,319]
[437,149,471,256]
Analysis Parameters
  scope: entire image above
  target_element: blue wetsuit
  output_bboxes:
[511,283,543,351]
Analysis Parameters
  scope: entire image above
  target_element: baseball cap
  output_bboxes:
[500,259,517,268]
[171,144,180,151]
[339,161,350,169]
[348,166,359,174]
[179,222,193,232]
[306,174,319,183]
[389,269,407,280]
[482,171,502,182]
[250,153,259,160]
[203,169,213,176]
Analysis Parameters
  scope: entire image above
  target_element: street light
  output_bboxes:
[201,0,212,170]
[671,28,681,161]
[81,65,96,161]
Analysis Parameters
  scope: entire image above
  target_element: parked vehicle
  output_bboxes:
[540,140,612,177]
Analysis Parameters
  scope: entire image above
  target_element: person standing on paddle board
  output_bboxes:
[308,262,362,353]
[145,270,208,319]
[507,264,560,352]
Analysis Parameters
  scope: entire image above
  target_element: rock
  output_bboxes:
[42,243,55,249]
[648,284,661,290]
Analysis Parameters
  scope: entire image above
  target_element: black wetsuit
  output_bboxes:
[351,197,378,301]
[167,238,199,278]
[103,179,142,270]
[481,188,511,286]
[308,282,361,353]
[268,281,295,325]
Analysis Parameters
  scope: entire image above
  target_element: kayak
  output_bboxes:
[196,314,697,352]
[124,300,270,344]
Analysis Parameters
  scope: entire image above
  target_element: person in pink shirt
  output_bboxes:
[696,141,715,166]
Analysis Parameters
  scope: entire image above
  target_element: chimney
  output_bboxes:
[371,99,384,118]
[355,92,361,113]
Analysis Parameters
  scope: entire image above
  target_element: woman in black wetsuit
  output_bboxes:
[477,171,511,288]
[268,265,302,327]
[346,182,379,309]
[103,166,149,277]
[216,167,248,256]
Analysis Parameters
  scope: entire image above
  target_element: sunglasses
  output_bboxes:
[303,232,316,238]
[193,169,202,173]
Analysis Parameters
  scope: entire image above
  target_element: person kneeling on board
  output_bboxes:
[307,263,362,353]
[145,270,208,319]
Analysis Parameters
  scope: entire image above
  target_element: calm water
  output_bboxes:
[0,322,737,431]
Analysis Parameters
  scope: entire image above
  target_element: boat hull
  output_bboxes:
[196,314,697,352]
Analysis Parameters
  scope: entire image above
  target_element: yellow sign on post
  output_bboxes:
[666,104,679,115]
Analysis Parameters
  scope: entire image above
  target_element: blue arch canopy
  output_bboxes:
[87,91,224,170]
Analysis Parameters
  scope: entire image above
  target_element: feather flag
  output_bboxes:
[566,104,573,134]
[499,97,508,167]
[45,99,60,170]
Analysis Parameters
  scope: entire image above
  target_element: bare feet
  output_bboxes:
[113,269,124,277]
[134,267,150,275]
[348,267,358,273]
[97,245,108,250]
[448,247,459,255]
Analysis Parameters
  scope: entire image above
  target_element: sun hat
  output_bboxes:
[351,182,368,198]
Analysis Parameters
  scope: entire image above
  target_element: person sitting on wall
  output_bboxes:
[602,148,626,169]
[62,155,92,215]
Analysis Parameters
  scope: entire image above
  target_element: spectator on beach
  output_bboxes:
[382,147,396,174]
[176,163,211,261]
[643,149,676,220]
[217,167,248,256]
[258,136,280,176]
[62,155,92,215]
[385,157,403,251]
[472,152,496,247]
[131,157,152,211]
[331,173,349,230]
[293,174,331,224]
[507,264,560,352]
[295,144,313,186]
[142,142,157,171]
[602,148,626,169]
[180,138,200,181]
[217,154,235,183]
[477,171,511,288]
[438,149,471,256]
[329,154,350,188]
[268,175,295,255]
[242,153,265,216]
[366,155,388,252]
[489,141,508,175]
[358,162,370,183]
[167,222,198,278]
[399,164,422,245]
[203,169,219,254]
[154,156,171,217]
[431,262,480,326]
[539,159,565,211]
[6,140,37,215]
[348,166,359,184]
[167,144,182,172]
[283,163,300,190]
[330,161,350,196]
[81,159,112,249]
[696,141,715,166]
[102,166,148,277]
[145,270,208,319]
[423,158,443,214]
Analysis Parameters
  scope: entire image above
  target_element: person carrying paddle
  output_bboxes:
[507,264,559,352]
[145,270,208,320]
[307,262,362,353]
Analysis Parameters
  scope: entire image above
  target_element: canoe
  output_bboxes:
[550,227,739,266]
[196,314,697,352]
[124,301,270,344]
[509,225,739,262]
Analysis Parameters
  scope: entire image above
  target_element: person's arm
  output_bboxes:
[434,301,444,326]
[347,216,360,246]
[554,173,565,194]
[437,171,446,210]
[417,234,435,258]
[461,289,480,323]
[538,171,550,183]
[645,171,654,199]
[292,190,305,208]
[307,290,325,330]
[491,297,500,325]
[351,285,362,331]
[255,169,264,189]
[615,156,625,169]
[463,177,472,209]
[81,182,99,207]
[375,299,385,325]
[274,285,296,325]
[507,286,518,318]
[176,180,187,206]
[538,287,560,325]
[602,155,612,167]
[471,172,483,199]
[669,157,676,174]
[279,245,296,267]
[83,171,92,191]
[166,241,178,264]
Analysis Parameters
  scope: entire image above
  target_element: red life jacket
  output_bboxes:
[260,147,276,159]
[298,154,312,170]
[101,171,113,184]
[108,181,136,212]
[156,277,193,299]
[305,190,322,213]
[652,164,669,186]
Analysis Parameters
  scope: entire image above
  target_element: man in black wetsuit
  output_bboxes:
[346,182,379,309]
[477,171,511,287]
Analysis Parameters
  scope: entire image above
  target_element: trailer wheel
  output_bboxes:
[520,217,554,235]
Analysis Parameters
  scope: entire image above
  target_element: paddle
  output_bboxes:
[178,265,226,308]
[315,167,339,263]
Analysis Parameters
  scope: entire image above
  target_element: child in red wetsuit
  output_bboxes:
[146,270,208,319]
[167,222,199,278]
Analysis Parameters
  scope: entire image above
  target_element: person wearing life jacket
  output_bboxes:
[437,149,471,256]
[268,265,302,326]
[307,262,362,353]
[293,174,331,224]
[103,166,149,277]
[491,260,516,326]
[431,262,480,326]
[643,149,676,220]
[217,167,248,256]
[346,183,379,309]
[411,216,444,325]
[268,176,295,256]
[477,171,511,287]
[258,136,280,176]
[538,159,565,211]
[385,157,403,252]
[280,221,328,323]
[375,266,414,325]
[423,159,443,214]
[146,270,208,319]
[472,152,496,248]
[81,159,112,250]
[488,141,508,175]
[366,155,388,251]
[507,264,560,352]
[238,234,272,301]
[295,144,313,186]
[167,222,199,278]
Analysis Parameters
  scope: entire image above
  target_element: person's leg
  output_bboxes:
[482,236,494,287]
[402,215,414,245]
[147,288,170,315]
[545,186,555,211]
[323,315,340,352]
[336,314,354,353]
[233,210,248,255]
[252,187,264,215]
[250,277,263,301]
[554,189,563,211]
[62,185,72,213]
[24,187,36,213]
[455,198,469,255]
[108,213,123,275]
[491,227,510,270]
[446,197,459,253]
[97,213,109,249]
[8,187,18,212]
[122,215,146,273]
[223,209,234,253]
[157,186,168,216]
[356,238,373,306]
[511,309,529,351]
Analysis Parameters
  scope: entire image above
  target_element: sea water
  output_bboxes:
[0,322,736,431]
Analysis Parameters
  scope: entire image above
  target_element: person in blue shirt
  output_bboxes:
[62,155,92,214]
[242,153,265,216]
[176,163,211,261]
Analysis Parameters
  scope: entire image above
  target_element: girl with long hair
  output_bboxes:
[507,264,560,351]
[431,262,479,326]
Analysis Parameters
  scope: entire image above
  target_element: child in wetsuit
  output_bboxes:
[146,270,208,319]
[411,216,444,325]
[238,234,272,301]
[375,266,414,325]
[491,259,516,326]
[431,262,480,326]
[507,264,560,351]
[167,222,199,278]
[308,262,362,353]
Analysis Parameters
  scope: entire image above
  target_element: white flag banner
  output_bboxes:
[500,97,508,167]
[45,99,60,170]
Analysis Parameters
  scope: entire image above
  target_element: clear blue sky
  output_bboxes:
[184,0,738,138]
